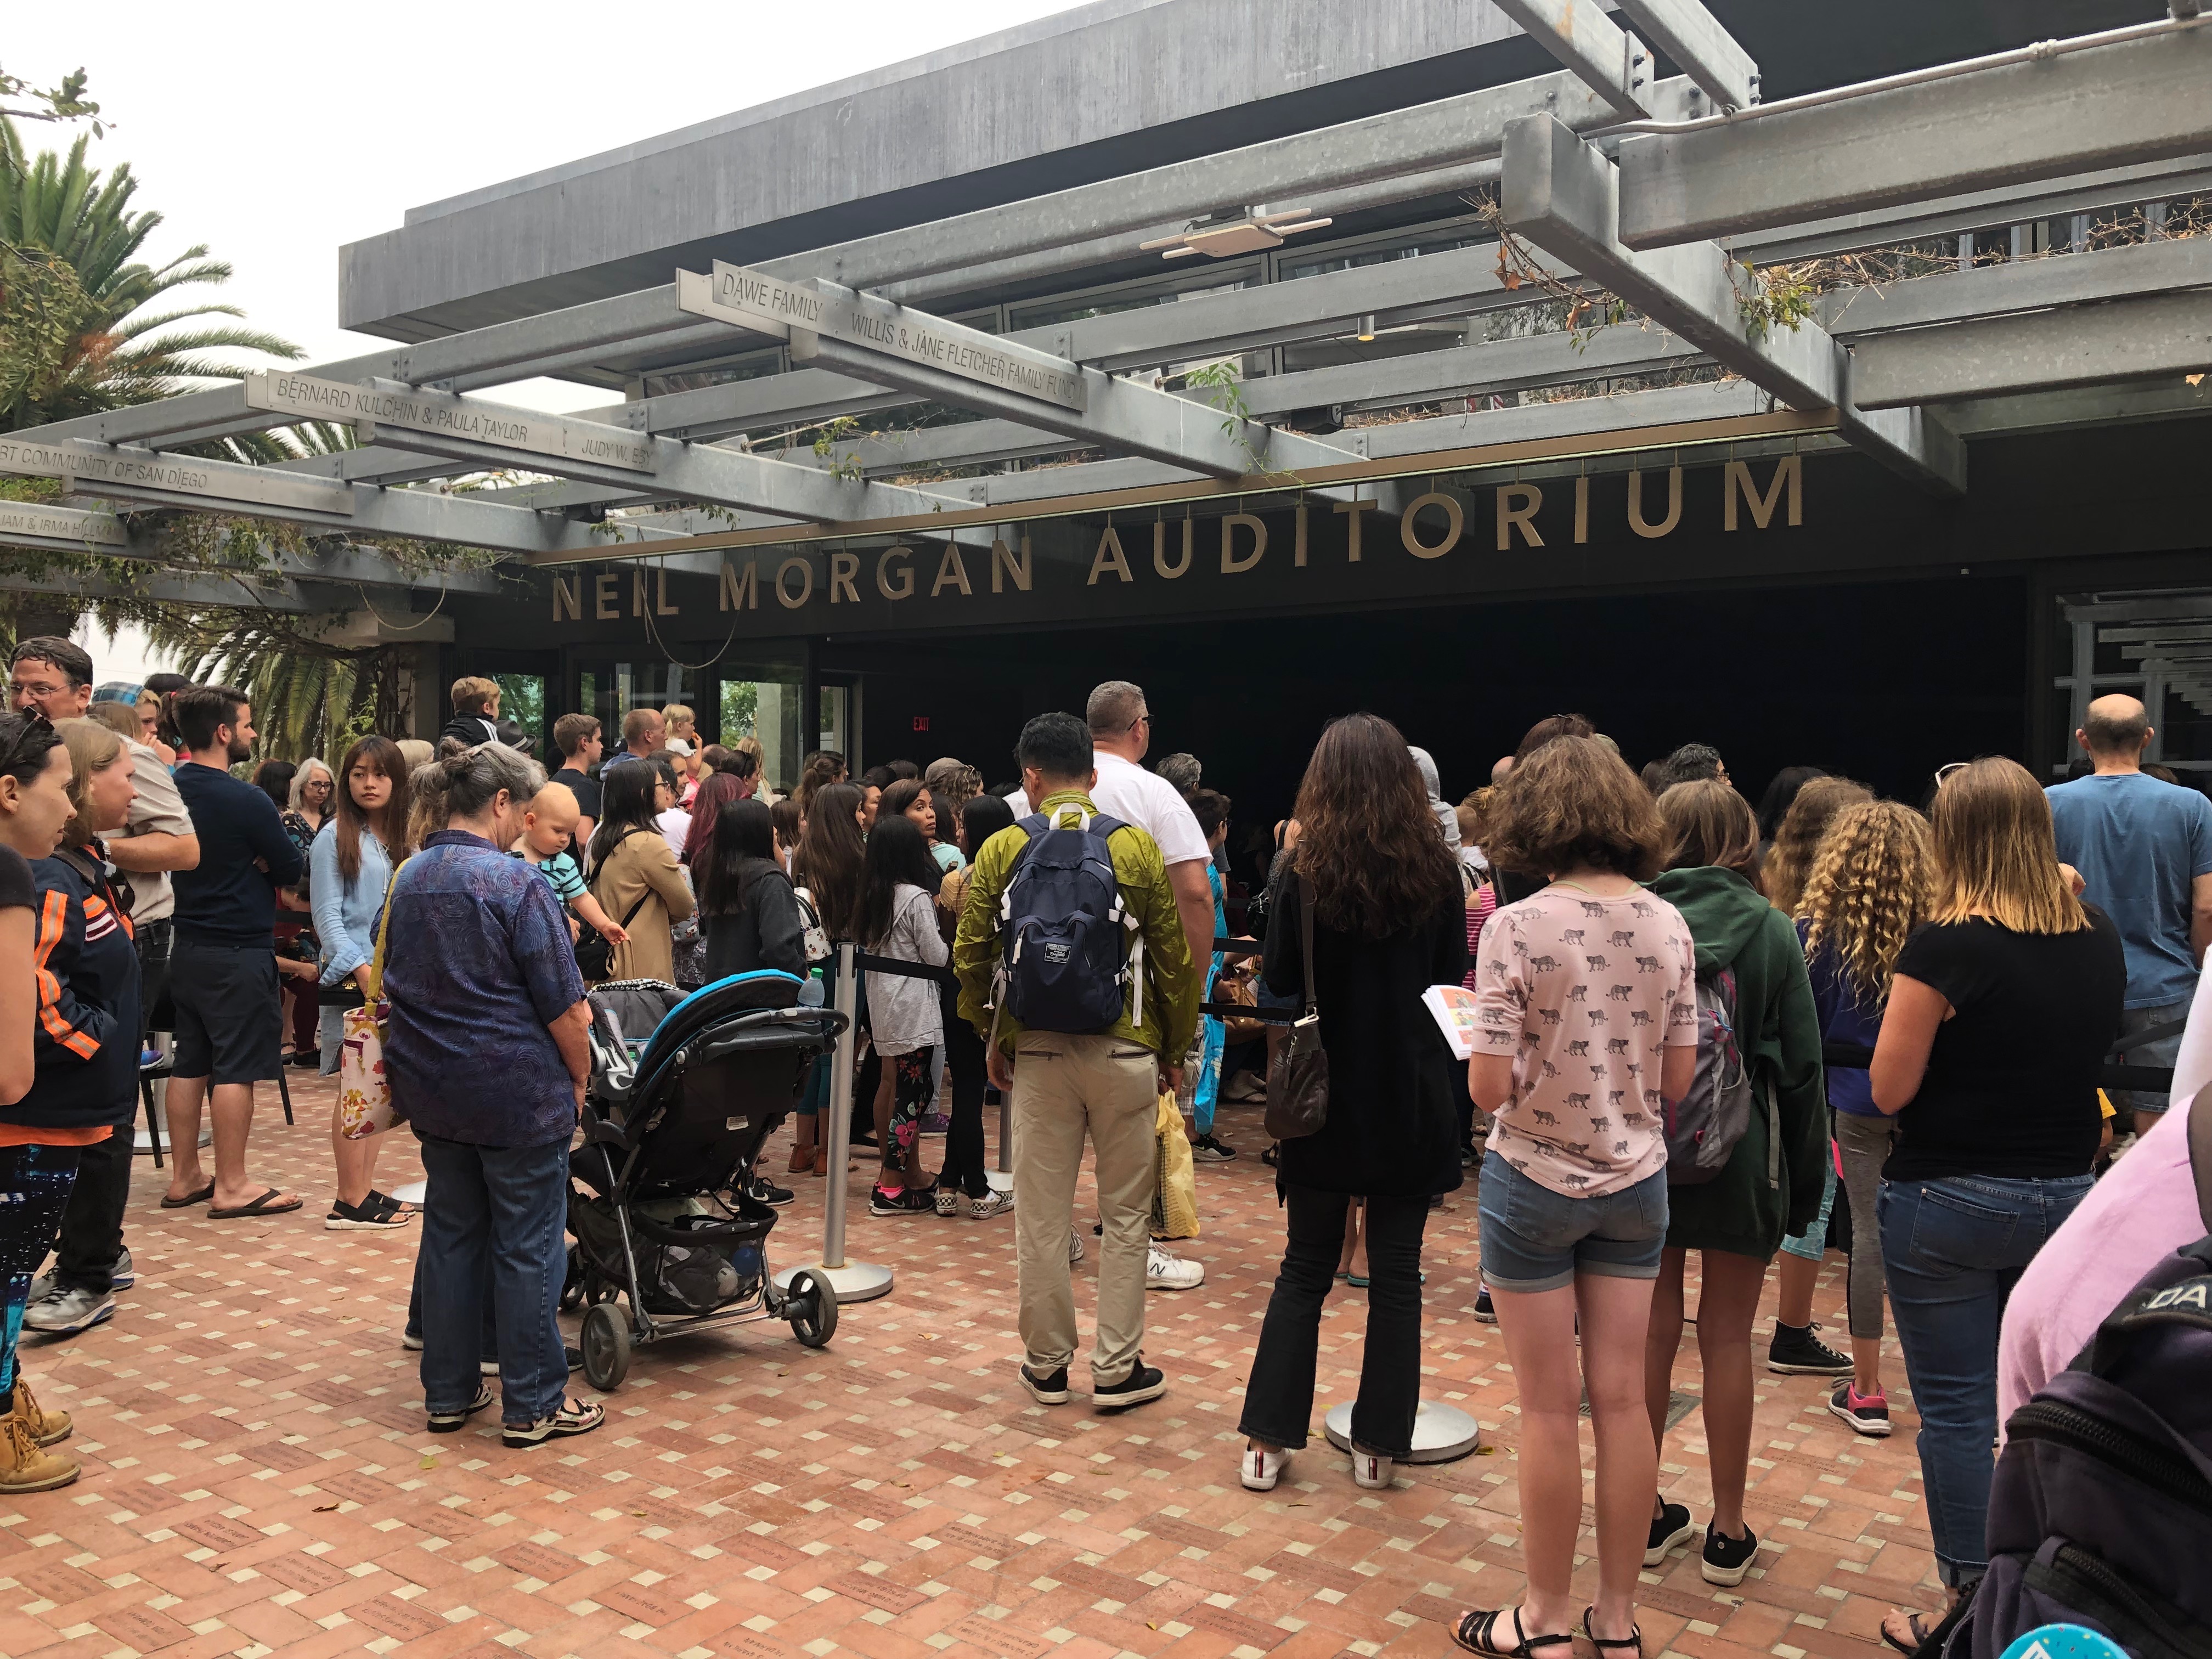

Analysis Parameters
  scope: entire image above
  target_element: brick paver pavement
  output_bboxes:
[4,1079,1941,1658]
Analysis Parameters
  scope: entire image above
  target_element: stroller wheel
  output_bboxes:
[787,1268,839,1349]
[580,1303,631,1391]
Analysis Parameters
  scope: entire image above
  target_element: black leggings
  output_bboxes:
[937,981,990,1198]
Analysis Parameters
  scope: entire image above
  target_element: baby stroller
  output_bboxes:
[565,969,847,1390]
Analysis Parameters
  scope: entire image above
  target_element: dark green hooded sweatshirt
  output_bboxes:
[1647,865,1830,1260]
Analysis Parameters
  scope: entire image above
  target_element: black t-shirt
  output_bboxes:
[1884,906,2125,1182]
[0,842,32,912]
[553,766,603,857]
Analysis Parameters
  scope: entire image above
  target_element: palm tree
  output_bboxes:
[0,117,302,437]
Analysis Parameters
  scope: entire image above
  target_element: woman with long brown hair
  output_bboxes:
[786,781,867,1175]
[1793,800,1933,1438]
[1760,775,1873,917]
[1643,780,1827,1590]
[311,735,414,1228]
[1238,713,1466,1496]
[1866,758,2121,1634]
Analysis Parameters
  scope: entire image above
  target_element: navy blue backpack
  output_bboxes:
[994,808,1142,1035]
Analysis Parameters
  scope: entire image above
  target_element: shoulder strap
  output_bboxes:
[50,844,100,887]
[369,856,410,991]
[2188,1081,2212,1234]
[1299,873,1317,1017]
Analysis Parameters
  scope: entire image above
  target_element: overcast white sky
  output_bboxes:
[9,0,1079,680]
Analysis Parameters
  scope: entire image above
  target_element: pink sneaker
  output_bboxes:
[1829,1380,1892,1437]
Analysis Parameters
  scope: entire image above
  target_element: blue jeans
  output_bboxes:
[415,1133,572,1425]
[1878,1172,2093,1585]
[2115,998,2189,1115]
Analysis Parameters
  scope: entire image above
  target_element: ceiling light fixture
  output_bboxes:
[1356,314,1378,342]
[1139,208,1335,261]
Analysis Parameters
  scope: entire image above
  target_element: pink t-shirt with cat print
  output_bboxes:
[1472,887,1698,1198]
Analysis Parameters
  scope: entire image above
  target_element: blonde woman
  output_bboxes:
[1792,802,1934,1437]
[1867,757,2122,1629]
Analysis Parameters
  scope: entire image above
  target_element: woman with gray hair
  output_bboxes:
[381,743,603,1448]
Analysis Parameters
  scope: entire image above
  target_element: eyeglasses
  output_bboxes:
[1128,713,1153,733]
[1934,761,1974,788]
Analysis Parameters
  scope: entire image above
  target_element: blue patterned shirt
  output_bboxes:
[383,830,586,1147]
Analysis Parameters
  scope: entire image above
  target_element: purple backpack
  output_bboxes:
[1939,1097,2212,1658]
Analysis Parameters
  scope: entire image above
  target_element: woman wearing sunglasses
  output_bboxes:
[1867,757,2123,1646]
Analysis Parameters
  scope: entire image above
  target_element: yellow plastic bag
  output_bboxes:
[1152,1091,1200,1241]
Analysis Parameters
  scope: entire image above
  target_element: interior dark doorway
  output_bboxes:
[834,572,2029,881]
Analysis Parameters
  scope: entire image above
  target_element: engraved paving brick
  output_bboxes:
[242,1438,320,1472]
[174,1513,261,1551]
[94,1605,195,1652]
[828,1570,926,1614]
[259,1553,350,1596]
[596,1580,685,1626]
[349,1593,448,1643]
[496,1542,582,1582]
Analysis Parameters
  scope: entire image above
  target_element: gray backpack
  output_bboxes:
[1662,964,1775,1187]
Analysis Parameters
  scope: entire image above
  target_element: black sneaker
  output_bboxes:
[1767,1321,1853,1375]
[1474,1288,1497,1324]
[748,1174,795,1207]
[869,1184,935,1216]
[1092,1356,1167,1412]
[1019,1363,1070,1405]
[427,1385,494,1434]
[1701,1521,1759,1586]
[1189,1133,1236,1163]
[1646,1501,1695,1567]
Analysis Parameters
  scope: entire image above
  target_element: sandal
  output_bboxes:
[365,1189,416,1217]
[1582,1609,1643,1659]
[160,1182,216,1209]
[1880,1611,1937,1656]
[210,1188,303,1220]
[1451,1607,1574,1659]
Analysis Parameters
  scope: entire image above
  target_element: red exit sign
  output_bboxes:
[912,716,929,732]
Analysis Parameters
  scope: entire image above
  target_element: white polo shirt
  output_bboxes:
[1009,751,1210,867]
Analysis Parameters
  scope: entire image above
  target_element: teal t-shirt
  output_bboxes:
[2047,771,2212,1008]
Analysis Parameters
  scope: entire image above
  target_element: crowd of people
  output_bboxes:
[1,636,2206,1659]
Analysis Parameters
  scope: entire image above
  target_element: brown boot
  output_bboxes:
[12,1378,70,1447]
[0,1410,80,1493]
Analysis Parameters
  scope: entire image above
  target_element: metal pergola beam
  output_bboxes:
[1850,290,2212,408]
[1502,113,1965,494]
[1613,0,1759,113]
[1934,379,2212,436]
[1616,22,2212,249]
[1491,0,1659,119]
[1818,235,2212,336]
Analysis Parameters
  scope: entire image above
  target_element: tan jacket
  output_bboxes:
[591,828,695,984]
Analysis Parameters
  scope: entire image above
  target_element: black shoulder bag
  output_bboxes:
[1263,876,1330,1140]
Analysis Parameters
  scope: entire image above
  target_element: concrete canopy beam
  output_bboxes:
[1850,290,2212,408]
[1819,236,2212,338]
[1501,113,1965,495]
[1616,24,2212,249]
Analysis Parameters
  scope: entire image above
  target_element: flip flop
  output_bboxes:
[210,1188,302,1221]
[1880,1611,1937,1656]
[159,1182,216,1209]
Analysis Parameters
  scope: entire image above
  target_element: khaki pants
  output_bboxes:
[1010,1031,1160,1386]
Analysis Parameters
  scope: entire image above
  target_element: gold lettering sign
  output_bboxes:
[1220,514,1266,574]
[1088,526,1133,585]
[1725,456,1801,530]
[1628,468,1683,539]
[1496,484,1543,550]
[931,543,972,597]
[1401,492,1463,559]
[877,545,915,600]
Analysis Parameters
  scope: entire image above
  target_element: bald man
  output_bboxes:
[2046,692,2212,1130]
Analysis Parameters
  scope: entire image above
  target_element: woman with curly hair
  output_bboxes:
[1792,800,1934,1437]
[1760,775,1873,917]
[1240,714,1466,1496]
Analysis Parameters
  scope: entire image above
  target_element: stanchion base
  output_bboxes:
[390,1180,427,1204]
[132,1126,211,1157]
[1322,1400,1481,1464]
[986,1170,1014,1194]
[774,1262,894,1304]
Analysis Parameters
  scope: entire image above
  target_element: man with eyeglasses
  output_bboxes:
[1008,681,1217,1290]
[9,639,200,1336]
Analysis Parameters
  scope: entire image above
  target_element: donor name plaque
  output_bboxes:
[0,433,354,516]
[244,372,657,474]
[0,501,128,549]
[679,264,1089,414]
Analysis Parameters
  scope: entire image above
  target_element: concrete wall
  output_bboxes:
[338,0,1544,338]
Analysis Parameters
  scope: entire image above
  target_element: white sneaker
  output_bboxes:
[934,1188,961,1218]
[968,1190,1014,1221]
[1242,1443,1290,1491]
[1350,1448,1395,1489]
[1146,1244,1205,1291]
[1068,1227,1086,1265]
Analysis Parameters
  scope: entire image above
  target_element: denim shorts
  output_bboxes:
[1479,1155,1669,1293]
